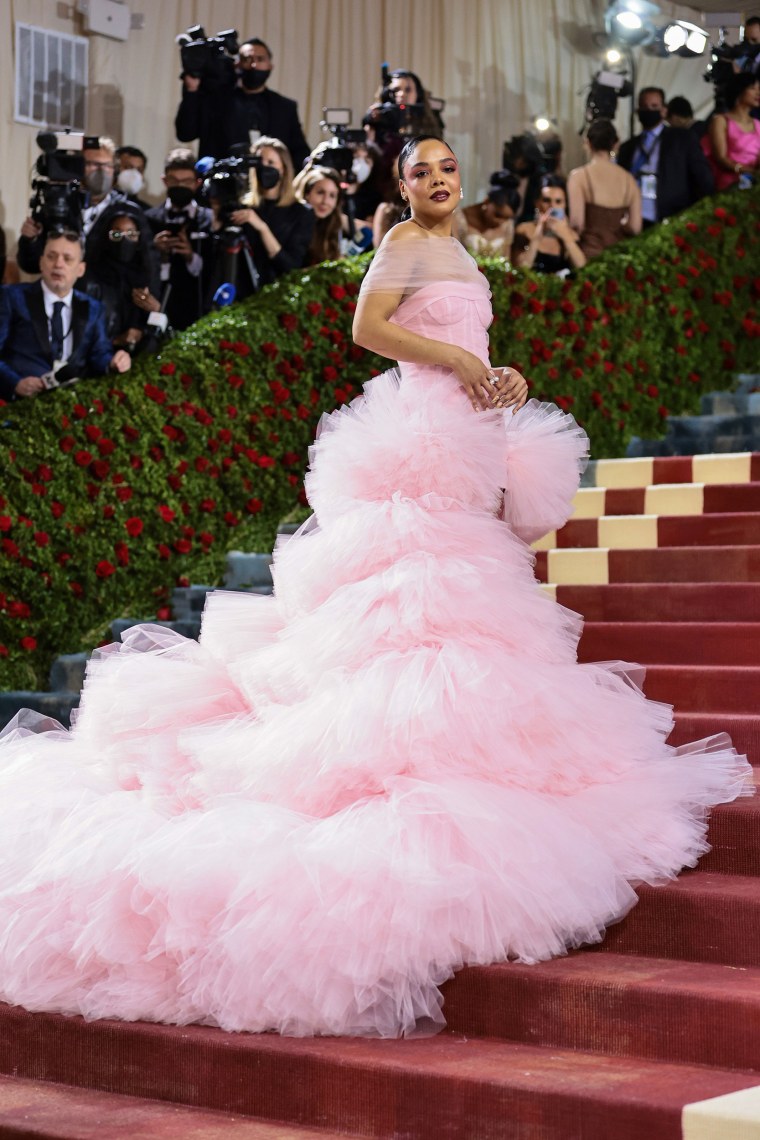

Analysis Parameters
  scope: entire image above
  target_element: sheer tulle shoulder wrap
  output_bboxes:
[360,234,485,297]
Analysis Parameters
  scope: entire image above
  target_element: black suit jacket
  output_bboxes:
[617,124,714,221]
[0,282,113,399]
[175,84,310,169]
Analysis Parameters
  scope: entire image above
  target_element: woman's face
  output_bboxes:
[390,75,419,105]
[306,177,339,218]
[482,200,513,228]
[257,146,285,196]
[108,215,140,243]
[739,81,760,109]
[538,185,567,214]
[400,139,460,218]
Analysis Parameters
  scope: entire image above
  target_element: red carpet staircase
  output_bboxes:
[1,452,760,1139]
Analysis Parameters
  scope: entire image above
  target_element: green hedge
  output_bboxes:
[1,187,758,687]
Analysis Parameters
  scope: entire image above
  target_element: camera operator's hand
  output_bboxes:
[109,350,132,374]
[131,287,161,313]
[230,207,263,231]
[172,228,194,261]
[16,375,46,398]
[20,217,43,241]
[183,74,202,93]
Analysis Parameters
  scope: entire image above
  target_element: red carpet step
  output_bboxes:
[0,1005,757,1140]
[442,953,760,1070]
[557,511,760,548]
[0,1074,344,1139]
[671,712,760,767]
[578,621,760,665]
[557,583,760,623]
[644,666,760,713]
[581,482,760,516]
[536,544,760,583]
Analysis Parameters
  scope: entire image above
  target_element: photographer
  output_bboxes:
[502,133,547,224]
[175,33,309,169]
[364,68,444,152]
[80,204,160,352]
[206,136,313,302]
[145,148,214,330]
[18,136,134,275]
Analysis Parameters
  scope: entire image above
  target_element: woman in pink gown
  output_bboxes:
[0,137,751,1039]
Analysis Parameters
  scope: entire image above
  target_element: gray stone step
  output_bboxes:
[701,392,760,416]
[0,691,79,731]
[666,412,760,440]
[224,551,274,592]
[734,374,760,395]
[49,652,89,694]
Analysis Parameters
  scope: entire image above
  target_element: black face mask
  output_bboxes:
[110,240,138,264]
[638,108,663,130]
[240,68,271,90]
[167,185,195,209]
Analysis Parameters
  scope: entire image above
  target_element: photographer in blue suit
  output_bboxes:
[0,228,131,401]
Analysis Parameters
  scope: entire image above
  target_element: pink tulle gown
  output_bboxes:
[0,234,752,1038]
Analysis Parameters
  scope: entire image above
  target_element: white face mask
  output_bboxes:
[352,157,372,185]
[117,168,144,196]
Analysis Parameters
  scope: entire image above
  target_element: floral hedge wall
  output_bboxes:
[1,187,758,688]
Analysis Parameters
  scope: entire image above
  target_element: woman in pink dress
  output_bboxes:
[0,136,751,1040]
[703,73,760,190]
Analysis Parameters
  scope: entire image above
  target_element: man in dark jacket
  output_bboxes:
[617,87,714,225]
[175,37,310,170]
[0,229,130,400]
[145,148,215,330]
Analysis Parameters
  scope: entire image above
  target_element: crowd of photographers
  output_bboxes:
[0,19,758,401]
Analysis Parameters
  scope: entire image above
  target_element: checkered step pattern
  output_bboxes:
[535,452,760,587]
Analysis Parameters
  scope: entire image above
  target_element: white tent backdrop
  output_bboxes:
[1,0,722,261]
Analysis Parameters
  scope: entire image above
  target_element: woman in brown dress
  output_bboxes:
[567,119,642,260]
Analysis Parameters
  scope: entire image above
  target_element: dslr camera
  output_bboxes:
[30,129,90,232]
[312,109,366,182]
[201,149,280,226]
[362,64,427,142]
[704,32,760,100]
[176,24,239,90]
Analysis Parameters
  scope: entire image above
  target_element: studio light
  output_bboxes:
[663,20,708,57]
[533,115,552,133]
[605,0,661,48]
[605,48,623,64]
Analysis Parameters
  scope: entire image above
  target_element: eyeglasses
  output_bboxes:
[108,229,139,242]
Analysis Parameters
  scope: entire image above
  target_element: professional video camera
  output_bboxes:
[29,129,87,232]
[502,133,547,179]
[200,149,280,224]
[312,109,366,182]
[583,70,633,126]
[704,29,760,104]
[362,63,431,143]
[176,24,239,90]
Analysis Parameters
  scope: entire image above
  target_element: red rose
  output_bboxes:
[73,404,88,419]
[201,499,216,512]
[223,513,239,527]
[245,498,263,514]
[157,505,175,522]
[261,341,279,358]
[160,362,176,375]
[20,636,37,651]
[34,532,49,547]
[125,517,144,537]
[114,541,130,566]
[280,313,298,331]
[157,543,171,559]
[257,456,276,468]
[122,425,140,441]
[0,645,7,657]
[174,538,192,553]
[92,459,110,480]
[115,487,133,503]
[8,601,31,618]
[85,424,102,441]
[96,560,116,578]
[59,436,75,453]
